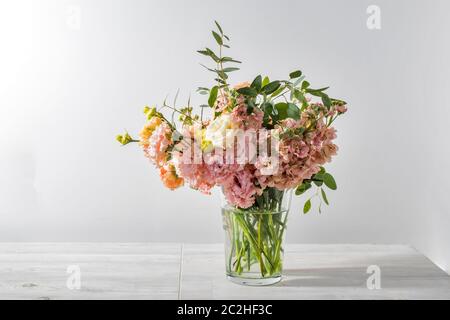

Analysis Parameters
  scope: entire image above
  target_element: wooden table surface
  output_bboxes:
[0,243,449,300]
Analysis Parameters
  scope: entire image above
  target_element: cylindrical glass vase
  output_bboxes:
[221,188,292,286]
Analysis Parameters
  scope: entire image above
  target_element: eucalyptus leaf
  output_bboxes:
[222,67,239,72]
[295,182,311,195]
[321,188,329,205]
[221,57,242,64]
[208,86,218,107]
[303,199,312,214]
[263,81,281,95]
[320,93,332,108]
[286,103,300,119]
[214,20,223,34]
[212,31,223,45]
[301,80,310,90]
[270,85,285,97]
[313,180,323,187]
[275,102,299,120]
[289,70,302,79]
[323,173,337,190]
[251,75,262,92]
[237,87,258,97]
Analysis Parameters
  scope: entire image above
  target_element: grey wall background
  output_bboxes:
[1,0,449,273]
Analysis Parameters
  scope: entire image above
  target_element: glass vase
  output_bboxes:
[221,188,292,286]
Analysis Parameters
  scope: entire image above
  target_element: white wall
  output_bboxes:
[0,0,449,273]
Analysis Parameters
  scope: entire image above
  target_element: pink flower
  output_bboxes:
[233,82,251,90]
[336,104,347,114]
[214,91,230,113]
[230,104,264,130]
[222,166,259,208]
[144,122,172,167]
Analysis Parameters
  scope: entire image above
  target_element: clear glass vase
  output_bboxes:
[221,188,292,286]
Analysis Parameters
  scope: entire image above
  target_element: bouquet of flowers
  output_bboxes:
[117,21,347,285]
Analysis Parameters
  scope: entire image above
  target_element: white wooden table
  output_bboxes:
[0,243,449,300]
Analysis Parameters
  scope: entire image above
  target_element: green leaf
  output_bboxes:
[301,80,310,90]
[222,67,239,72]
[287,103,300,119]
[295,181,311,195]
[208,86,218,107]
[237,87,258,97]
[251,75,262,92]
[313,180,323,187]
[275,102,299,120]
[321,93,332,108]
[289,70,302,79]
[263,81,281,95]
[323,173,337,190]
[321,188,329,205]
[205,48,220,62]
[306,87,329,95]
[214,20,223,34]
[212,31,223,45]
[261,102,274,126]
[303,199,312,214]
[214,78,227,84]
[262,76,270,87]
[197,50,210,56]
[274,102,288,120]
[221,57,242,64]
[216,69,228,80]
[270,85,285,97]
[293,89,307,105]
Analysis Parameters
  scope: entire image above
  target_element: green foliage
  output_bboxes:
[237,86,258,97]
[198,21,240,88]
[251,75,262,92]
[322,173,337,190]
[295,181,312,195]
[262,81,281,95]
[274,102,300,120]
[303,199,311,214]
[289,70,302,79]
[208,86,219,107]
[212,31,223,45]
[295,166,338,214]
[321,188,329,205]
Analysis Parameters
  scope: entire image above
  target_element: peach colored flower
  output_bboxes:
[233,82,251,90]
[139,117,162,148]
[145,121,172,167]
[159,163,184,190]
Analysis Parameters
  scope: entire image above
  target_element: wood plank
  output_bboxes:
[180,244,450,300]
[0,243,181,300]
